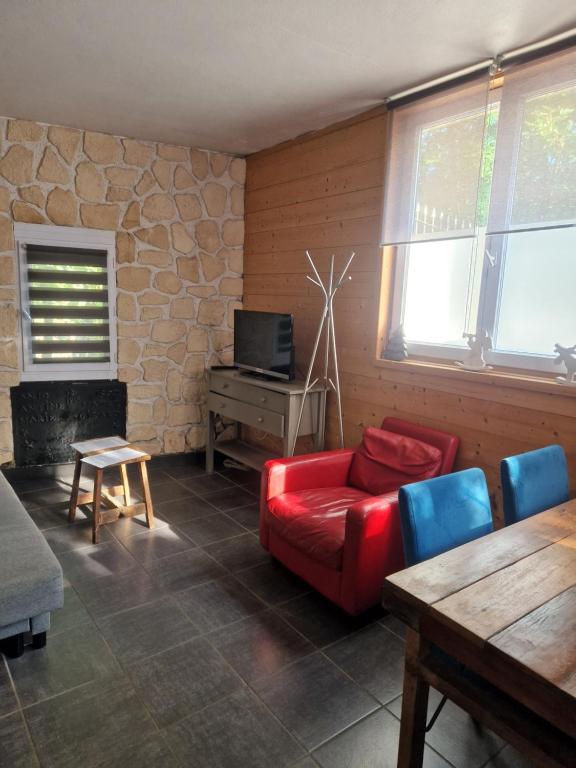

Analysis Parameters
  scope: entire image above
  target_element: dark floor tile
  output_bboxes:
[0,658,18,718]
[236,560,310,605]
[278,592,378,648]
[73,569,164,619]
[143,548,227,593]
[178,512,246,545]
[325,624,405,704]
[127,636,242,727]
[42,520,113,554]
[224,502,260,531]
[202,486,257,511]
[121,524,196,564]
[175,575,266,632]
[164,463,208,481]
[387,688,503,768]
[210,610,315,683]
[107,513,169,542]
[254,652,379,751]
[19,487,71,512]
[179,472,236,496]
[155,495,220,525]
[148,481,194,504]
[28,504,87,531]
[8,475,67,495]
[292,759,319,768]
[49,583,93,636]
[127,464,173,487]
[24,675,160,768]
[379,613,407,640]
[484,745,537,767]
[8,623,120,707]
[313,706,450,768]
[218,466,261,487]
[97,596,199,663]
[165,687,304,768]
[0,712,37,768]
[57,540,140,587]
[204,532,269,572]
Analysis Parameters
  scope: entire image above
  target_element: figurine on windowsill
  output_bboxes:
[383,325,408,361]
[554,343,576,386]
[455,330,493,371]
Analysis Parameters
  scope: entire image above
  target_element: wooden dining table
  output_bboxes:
[382,499,576,768]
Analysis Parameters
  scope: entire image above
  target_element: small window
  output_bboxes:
[15,224,117,381]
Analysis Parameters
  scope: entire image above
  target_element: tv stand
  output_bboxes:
[206,368,324,473]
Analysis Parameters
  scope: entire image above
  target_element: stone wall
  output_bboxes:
[0,117,245,463]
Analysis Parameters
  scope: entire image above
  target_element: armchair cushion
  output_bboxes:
[348,427,443,495]
[268,486,370,569]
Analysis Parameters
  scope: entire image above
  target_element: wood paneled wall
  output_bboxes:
[244,108,576,525]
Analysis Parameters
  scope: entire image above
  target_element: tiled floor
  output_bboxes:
[0,456,535,768]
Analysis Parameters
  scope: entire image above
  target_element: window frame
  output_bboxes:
[15,223,117,382]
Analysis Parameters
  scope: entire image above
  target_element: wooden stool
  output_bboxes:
[68,436,130,524]
[80,447,154,544]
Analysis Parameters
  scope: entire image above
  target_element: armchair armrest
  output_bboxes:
[263,449,356,501]
[340,492,405,614]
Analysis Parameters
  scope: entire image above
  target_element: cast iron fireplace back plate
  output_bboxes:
[11,380,126,466]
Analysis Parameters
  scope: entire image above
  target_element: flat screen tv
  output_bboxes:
[234,310,294,380]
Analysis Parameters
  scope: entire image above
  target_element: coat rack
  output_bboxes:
[291,250,355,454]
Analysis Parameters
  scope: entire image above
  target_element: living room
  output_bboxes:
[0,2,575,767]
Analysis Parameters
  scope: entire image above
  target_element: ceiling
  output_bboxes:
[0,0,574,155]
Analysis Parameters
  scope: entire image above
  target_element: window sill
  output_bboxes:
[374,356,576,398]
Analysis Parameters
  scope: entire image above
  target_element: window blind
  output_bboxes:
[24,244,111,364]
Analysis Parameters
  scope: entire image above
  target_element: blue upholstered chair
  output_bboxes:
[399,467,494,567]
[501,445,570,526]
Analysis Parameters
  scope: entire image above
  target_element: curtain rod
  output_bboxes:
[386,27,576,105]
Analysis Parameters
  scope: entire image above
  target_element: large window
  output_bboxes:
[382,48,576,373]
[15,224,117,381]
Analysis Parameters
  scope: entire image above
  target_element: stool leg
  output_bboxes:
[68,453,82,523]
[120,463,131,507]
[139,461,155,530]
[92,469,103,544]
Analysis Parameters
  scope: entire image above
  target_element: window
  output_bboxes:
[382,47,576,373]
[15,224,117,381]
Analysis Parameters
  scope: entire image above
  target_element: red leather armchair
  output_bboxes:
[260,417,459,614]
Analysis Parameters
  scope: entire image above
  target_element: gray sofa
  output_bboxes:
[0,472,64,657]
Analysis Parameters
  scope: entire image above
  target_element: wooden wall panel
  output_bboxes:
[244,107,576,526]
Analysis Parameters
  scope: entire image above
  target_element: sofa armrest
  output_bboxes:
[340,492,405,614]
[263,449,356,501]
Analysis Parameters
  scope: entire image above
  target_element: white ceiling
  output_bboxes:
[0,0,574,155]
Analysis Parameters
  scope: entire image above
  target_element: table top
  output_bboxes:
[383,499,576,727]
[81,447,149,469]
[70,435,128,455]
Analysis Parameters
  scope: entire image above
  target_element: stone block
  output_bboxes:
[219,277,243,297]
[223,247,243,274]
[151,319,186,342]
[154,271,181,295]
[152,159,171,190]
[0,218,14,252]
[18,185,45,208]
[174,166,195,190]
[128,402,153,424]
[37,147,70,184]
[153,397,167,424]
[157,144,188,161]
[143,344,166,358]
[127,425,157,442]
[122,201,141,230]
[0,145,34,185]
[0,256,15,285]
[117,292,136,321]
[171,223,194,254]
[118,366,140,383]
[80,203,120,230]
[190,149,209,179]
[0,188,9,213]
[229,157,246,185]
[184,354,206,378]
[107,186,131,202]
[176,256,199,282]
[84,131,122,164]
[212,330,233,351]
[166,342,186,364]
[47,126,81,163]
[166,369,183,401]
[168,404,201,427]
[138,250,172,267]
[46,188,77,226]
[222,219,244,247]
[138,291,169,306]
[142,359,169,381]
[201,183,227,217]
[163,429,186,454]
[0,306,18,337]
[227,300,242,328]
[75,161,105,202]
[11,201,45,224]
[7,119,43,142]
[132,438,162,455]
[186,328,208,352]
[175,193,202,221]
[117,266,150,292]
[142,193,175,222]
[0,341,18,368]
[200,252,225,282]
[195,220,220,253]
[140,306,164,321]
[170,297,195,319]
[187,286,216,298]
[118,338,140,365]
[135,170,156,196]
[116,232,135,264]
[123,139,155,167]
[198,299,225,326]
[231,185,244,216]
[135,225,169,250]
[118,322,150,338]
[105,167,139,186]
[186,425,206,450]
[128,384,163,399]
[0,393,10,418]
[210,153,229,177]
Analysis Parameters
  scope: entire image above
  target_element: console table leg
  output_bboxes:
[206,410,215,473]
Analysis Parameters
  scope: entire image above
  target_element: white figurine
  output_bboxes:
[455,330,493,371]
[554,343,576,386]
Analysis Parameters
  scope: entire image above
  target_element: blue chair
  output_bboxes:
[399,467,494,567]
[501,445,570,526]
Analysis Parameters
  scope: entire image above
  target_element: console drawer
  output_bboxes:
[210,375,285,414]
[208,392,285,437]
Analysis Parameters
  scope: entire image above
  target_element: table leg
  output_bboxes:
[120,462,131,506]
[206,410,215,473]
[139,461,155,530]
[92,470,103,544]
[68,453,82,523]
[397,628,429,768]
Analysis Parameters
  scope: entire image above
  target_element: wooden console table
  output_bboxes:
[206,368,324,472]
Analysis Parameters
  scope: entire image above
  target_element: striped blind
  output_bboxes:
[24,244,111,364]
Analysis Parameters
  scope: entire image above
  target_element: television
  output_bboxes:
[234,310,294,381]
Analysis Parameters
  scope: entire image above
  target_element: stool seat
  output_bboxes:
[70,435,129,456]
[81,447,150,470]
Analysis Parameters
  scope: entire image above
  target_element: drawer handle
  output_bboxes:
[257,417,264,423]
[220,402,226,408]
[222,383,229,389]
[260,396,267,403]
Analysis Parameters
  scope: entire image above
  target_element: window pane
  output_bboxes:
[493,228,576,355]
[402,239,479,346]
